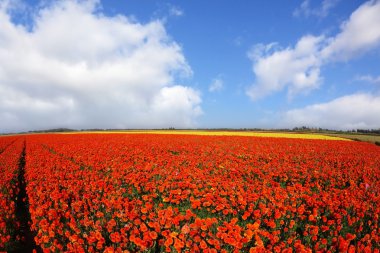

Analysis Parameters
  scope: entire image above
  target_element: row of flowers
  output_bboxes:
[0,137,23,251]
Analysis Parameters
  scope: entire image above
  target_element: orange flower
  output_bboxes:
[181,224,190,235]
[164,237,173,247]
[150,231,158,240]
[110,232,121,243]
[174,238,185,251]
[140,223,148,232]
[200,240,208,250]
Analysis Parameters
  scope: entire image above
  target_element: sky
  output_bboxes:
[0,0,380,132]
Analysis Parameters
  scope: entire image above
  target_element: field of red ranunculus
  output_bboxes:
[0,133,379,252]
[0,136,24,250]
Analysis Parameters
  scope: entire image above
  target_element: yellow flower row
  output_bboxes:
[63,130,349,141]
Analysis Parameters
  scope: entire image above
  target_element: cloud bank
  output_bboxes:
[248,0,380,100]
[248,0,380,130]
[0,0,201,132]
[283,93,380,130]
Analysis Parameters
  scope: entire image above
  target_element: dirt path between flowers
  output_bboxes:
[10,141,42,253]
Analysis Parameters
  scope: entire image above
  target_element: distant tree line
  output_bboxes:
[292,126,380,135]
[8,126,378,135]
[356,129,380,134]
[27,128,75,133]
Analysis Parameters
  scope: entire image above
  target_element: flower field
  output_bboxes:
[0,133,380,252]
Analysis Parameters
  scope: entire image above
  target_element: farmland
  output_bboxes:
[0,133,379,252]
[61,130,348,141]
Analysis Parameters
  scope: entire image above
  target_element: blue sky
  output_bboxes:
[0,0,380,132]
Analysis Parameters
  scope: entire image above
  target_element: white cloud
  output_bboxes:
[248,0,380,100]
[0,0,201,132]
[293,0,340,18]
[209,78,224,92]
[247,42,279,61]
[247,35,324,100]
[356,75,380,84]
[169,5,183,17]
[321,0,380,60]
[282,93,380,130]
[150,86,202,127]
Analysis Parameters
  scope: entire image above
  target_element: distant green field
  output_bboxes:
[326,133,380,145]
